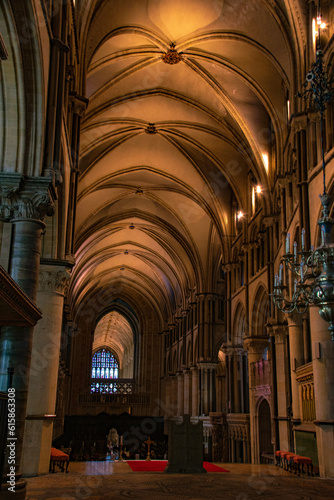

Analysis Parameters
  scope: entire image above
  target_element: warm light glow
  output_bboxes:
[262,153,269,172]
[313,18,317,46]
[256,185,262,194]
[320,22,326,30]
[287,99,290,121]
[237,211,244,221]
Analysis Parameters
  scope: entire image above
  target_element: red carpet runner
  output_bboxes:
[126,460,229,472]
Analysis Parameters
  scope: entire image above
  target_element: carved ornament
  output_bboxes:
[162,44,182,65]
[39,269,71,295]
[0,173,55,222]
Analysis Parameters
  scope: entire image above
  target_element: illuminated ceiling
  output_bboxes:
[92,311,133,368]
[71,0,299,326]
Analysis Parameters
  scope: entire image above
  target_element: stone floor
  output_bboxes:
[26,461,334,500]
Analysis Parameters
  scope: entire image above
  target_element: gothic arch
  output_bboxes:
[251,284,270,337]
[232,302,246,345]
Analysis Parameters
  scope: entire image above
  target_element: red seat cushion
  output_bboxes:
[50,447,69,461]
[293,455,312,464]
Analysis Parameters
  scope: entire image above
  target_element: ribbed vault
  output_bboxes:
[71,0,298,334]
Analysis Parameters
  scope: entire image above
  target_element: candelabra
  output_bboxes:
[272,5,334,339]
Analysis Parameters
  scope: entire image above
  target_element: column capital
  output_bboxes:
[243,336,269,354]
[0,173,56,222]
[196,361,218,370]
[69,92,89,117]
[290,112,308,131]
[266,318,289,340]
[38,267,71,295]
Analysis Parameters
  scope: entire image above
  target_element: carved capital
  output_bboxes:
[39,269,71,295]
[290,113,308,131]
[69,92,89,117]
[197,361,218,371]
[0,173,55,222]
[243,336,269,354]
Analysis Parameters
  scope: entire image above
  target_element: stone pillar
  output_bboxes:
[273,328,290,452]
[309,306,334,478]
[177,371,184,415]
[233,350,241,413]
[165,377,171,415]
[0,174,55,496]
[191,366,199,416]
[287,315,303,424]
[243,336,269,464]
[203,364,208,415]
[21,263,70,476]
[183,369,191,414]
[302,316,311,364]
[170,376,178,416]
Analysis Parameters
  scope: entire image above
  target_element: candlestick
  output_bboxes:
[286,233,290,254]
[301,228,305,251]
[300,262,304,281]
[294,279,297,295]
[279,264,283,284]
[293,241,297,261]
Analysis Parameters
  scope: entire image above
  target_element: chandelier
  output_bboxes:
[272,6,334,339]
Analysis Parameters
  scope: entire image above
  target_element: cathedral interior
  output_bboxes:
[0,0,334,497]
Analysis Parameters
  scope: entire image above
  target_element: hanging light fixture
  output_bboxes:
[272,3,334,339]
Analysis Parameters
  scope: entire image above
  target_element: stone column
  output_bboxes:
[165,377,171,415]
[191,366,199,416]
[170,376,178,416]
[177,371,184,415]
[233,350,241,413]
[0,174,55,497]
[243,336,269,463]
[183,369,191,414]
[309,306,334,478]
[287,314,303,424]
[273,328,290,452]
[21,263,70,476]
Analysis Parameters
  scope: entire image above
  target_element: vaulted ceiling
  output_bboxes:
[71,0,302,326]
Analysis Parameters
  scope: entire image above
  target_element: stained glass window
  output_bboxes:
[91,349,119,393]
